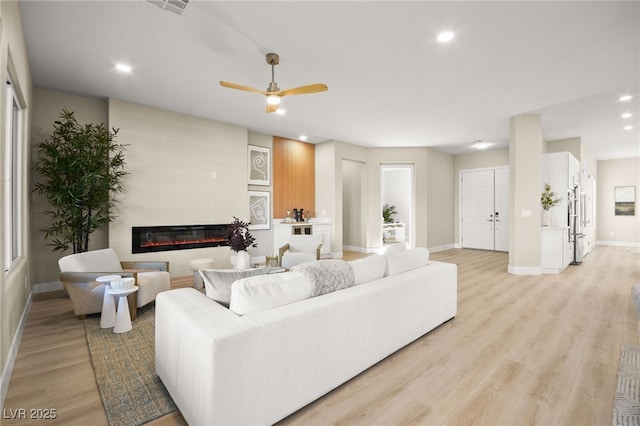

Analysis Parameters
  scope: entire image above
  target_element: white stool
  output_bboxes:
[190,258,215,289]
[107,286,139,333]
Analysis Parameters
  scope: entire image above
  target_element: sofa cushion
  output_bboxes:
[349,255,386,285]
[385,247,430,276]
[229,272,312,315]
[200,268,266,305]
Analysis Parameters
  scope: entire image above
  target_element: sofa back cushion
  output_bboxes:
[385,247,430,276]
[200,268,267,305]
[349,255,386,285]
[229,272,312,315]
[58,248,123,273]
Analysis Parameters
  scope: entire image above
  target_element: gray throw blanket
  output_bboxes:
[291,260,355,297]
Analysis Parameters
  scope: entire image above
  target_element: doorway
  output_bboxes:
[381,164,414,248]
[460,167,509,252]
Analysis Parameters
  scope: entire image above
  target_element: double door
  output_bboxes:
[461,168,509,252]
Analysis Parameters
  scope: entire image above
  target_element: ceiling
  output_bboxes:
[19,1,640,160]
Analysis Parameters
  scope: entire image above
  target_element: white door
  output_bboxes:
[461,168,509,252]
[494,168,509,252]
[461,170,495,250]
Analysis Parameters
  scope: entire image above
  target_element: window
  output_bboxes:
[4,77,23,272]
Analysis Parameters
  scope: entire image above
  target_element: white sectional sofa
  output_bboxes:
[155,248,457,425]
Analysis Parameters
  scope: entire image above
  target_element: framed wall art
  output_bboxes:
[615,186,636,216]
[248,191,270,230]
[248,145,270,186]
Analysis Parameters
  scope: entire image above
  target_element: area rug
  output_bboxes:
[84,304,177,426]
[612,344,640,426]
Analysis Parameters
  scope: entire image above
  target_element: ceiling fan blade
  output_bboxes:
[266,103,279,114]
[278,83,328,97]
[219,81,266,95]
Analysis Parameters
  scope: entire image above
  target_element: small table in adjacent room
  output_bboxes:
[106,286,139,333]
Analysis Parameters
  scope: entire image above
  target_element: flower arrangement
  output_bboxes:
[226,216,257,252]
[541,182,561,211]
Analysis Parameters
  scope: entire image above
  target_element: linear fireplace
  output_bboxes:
[132,224,229,253]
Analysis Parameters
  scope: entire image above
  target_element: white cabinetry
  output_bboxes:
[273,221,332,258]
[541,152,579,274]
[541,227,570,273]
[382,223,405,243]
[541,152,580,228]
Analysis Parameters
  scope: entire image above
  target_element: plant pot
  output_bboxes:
[542,210,552,227]
[234,250,251,270]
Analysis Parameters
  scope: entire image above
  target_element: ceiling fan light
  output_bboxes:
[266,94,281,105]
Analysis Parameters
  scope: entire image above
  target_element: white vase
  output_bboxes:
[234,250,251,270]
[542,210,552,227]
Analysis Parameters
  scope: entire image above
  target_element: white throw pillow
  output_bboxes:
[384,242,407,255]
[229,272,312,315]
[385,247,430,276]
[199,268,266,305]
[349,255,386,285]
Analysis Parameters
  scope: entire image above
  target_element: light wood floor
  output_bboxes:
[3,247,639,425]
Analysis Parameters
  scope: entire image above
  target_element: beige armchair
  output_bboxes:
[58,248,170,318]
[279,243,323,268]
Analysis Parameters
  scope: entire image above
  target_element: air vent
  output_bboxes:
[147,0,189,15]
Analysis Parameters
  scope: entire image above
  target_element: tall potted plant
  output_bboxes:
[33,109,128,253]
[226,217,257,270]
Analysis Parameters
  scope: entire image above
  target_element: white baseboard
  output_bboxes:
[596,240,640,248]
[342,245,366,253]
[428,244,456,253]
[1,291,33,410]
[33,280,63,294]
[508,264,542,275]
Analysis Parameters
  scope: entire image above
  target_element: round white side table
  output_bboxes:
[107,286,139,333]
[97,275,121,329]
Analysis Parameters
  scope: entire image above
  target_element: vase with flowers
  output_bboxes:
[226,217,257,270]
[540,182,561,226]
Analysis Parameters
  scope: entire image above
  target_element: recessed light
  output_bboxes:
[621,113,633,119]
[299,135,308,141]
[472,140,490,149]
[619,94,633,102]
[437,31,455,43]
[624,125,634,130]
[275,109,286,116]
[115,63,132,73]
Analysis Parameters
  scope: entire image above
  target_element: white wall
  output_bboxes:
[0,0,32,408]
[597,157,640,246]
[427,149,455,250]
[342,159,365,250]
[108,99,249,276]
[509,114,542,273]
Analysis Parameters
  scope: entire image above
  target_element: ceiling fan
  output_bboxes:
[220,53,328,113]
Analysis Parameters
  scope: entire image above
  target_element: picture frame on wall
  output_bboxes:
[615,186,636,216]
[248,145,270,186]
[248,191,270,230]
